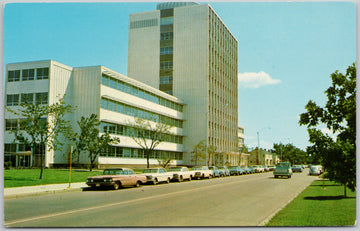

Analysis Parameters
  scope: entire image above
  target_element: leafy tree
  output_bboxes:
[272,143,308,164]
[157,152,173,169]
[299,63,356,197]
[74,113,120,171]
[190,140,207,166]
[6,98,74,179]
[207,144,217,166]
[129,117,173,168]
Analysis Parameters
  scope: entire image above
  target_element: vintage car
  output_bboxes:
[309,165,322,176]
[86,168,147,190]
[167,166,192,182]
[218,166,230,177]
[252,165,265,173]
[292,165,303,173]
[141,168,173,184]
[208,166,220,177]
[228,166,243,175]
[190,166,213,179]
[273,162,293,178]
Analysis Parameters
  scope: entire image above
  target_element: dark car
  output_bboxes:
[208,166,220,177]
[292,165,303,173]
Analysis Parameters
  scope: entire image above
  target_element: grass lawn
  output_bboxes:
[266,179,356,226]
[4,169,103,188]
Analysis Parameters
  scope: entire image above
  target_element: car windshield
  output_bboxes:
[229,166,237,170]
[276,163,290,168]
[143,169,158,173]
[103,169,123,175]
[168,167,182,172]
[218,167,225,170]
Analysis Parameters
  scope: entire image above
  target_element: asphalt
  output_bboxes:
[4,182,88,200]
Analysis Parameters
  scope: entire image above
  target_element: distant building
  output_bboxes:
[128,2,239,166]
[4,60,184,168]
[249,149,278,166]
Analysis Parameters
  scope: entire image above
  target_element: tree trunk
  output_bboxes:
[39,149,44,180]
[344,183,347,197]
[146,150,150,168]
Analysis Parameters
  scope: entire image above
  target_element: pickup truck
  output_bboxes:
[141,168,173,184]
[167,166,192,182]
[190,166,213,179]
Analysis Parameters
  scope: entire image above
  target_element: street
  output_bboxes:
[4,170,316,227]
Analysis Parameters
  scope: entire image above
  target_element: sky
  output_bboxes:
[3,1,357,151]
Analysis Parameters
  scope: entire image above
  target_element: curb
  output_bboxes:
[4,187,86,200]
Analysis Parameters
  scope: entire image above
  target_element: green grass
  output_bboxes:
[4,169,103,188]
[266,180,356,226]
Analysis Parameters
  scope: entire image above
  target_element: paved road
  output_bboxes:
[4,170,316,227]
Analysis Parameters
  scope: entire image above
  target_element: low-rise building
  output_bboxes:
[4,60,185,168]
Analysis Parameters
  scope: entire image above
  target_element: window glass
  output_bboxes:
[5,119,17,130]
[35,92,48,105]
[110,79,117,89]
[108,124,116,134]
[160,17,174,25]
[8,70,20,82]
[101,123,108,133]
[125,105,131,115]
[117,104,124,113]
[101,99,108,109]
[109,101,117,111]
[123,148,131,157]
[22,69,35,81]
[102,75,109,86]
[7,94,19,106]
[21,93,34,104]
[36,68,49,80]
[117,81,124,91]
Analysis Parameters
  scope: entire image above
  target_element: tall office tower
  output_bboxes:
[128,2,238,165]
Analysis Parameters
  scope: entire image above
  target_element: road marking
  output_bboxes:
[5,177,261,226]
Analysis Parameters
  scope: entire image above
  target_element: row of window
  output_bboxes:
[160,17,174,25]
[5,118,48,131]
[161,32,173,40]
[101,74,183,112]
[100,146,183,160]
[4,143,45,155]
[8,68,49,82]
[160,61,173,70]
[101,98,183,128]
[6,92,48,106]
[101,122,182,144]
[130,18,158,29]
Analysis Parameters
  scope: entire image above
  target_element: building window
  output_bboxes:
[160,32,173,40]
[22,69,35,81]
[35,92,48,105]
[160,61,173,70]
[5,119,18,130]
[8,70,20,82]
[21,93,34,104]
[36,68,49,80]
[4,143,17,154]
[160,47,173,55]
[7,94,19,106]
[130,18,158,29]
[160,76,173,84]
[160,17,174,25]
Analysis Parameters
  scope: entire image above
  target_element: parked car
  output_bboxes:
[243,166,251,174]
[309,165,322,176]
[263,166,270,172]
[291,165,303,173]
[167,166,192,182]
[247,166,255,174]
[190,166,213,179]
[268,165,276,171]
[208,166,220,177]
[252,165,264,173]
[218,166,230,176]
[86,168,147,190]
[141,168,173,184]
[273,162,293,178]
[228,166,243,175]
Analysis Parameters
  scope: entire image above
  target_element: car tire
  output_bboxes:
[178,176,183,182]
[166,178,170,184]
[152,178,158,185]
[274,175,278,178]
[113,181,120,190]
[135,181,141,187]
[188,176,192,181]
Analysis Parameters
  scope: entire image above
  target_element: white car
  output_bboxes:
[190,166,213,179]
[252,165,264,173]
[141,168,173,185]
[167,166,192,182]
[309,165,322,176]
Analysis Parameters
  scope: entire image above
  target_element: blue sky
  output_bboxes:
[4,1,356,151]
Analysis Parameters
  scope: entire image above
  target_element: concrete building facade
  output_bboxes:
[128,2,238,166]
[5,60,185,168]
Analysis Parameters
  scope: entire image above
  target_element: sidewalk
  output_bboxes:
[4,182,88,200]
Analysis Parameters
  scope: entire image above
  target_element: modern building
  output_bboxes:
[128,2,239,166]
[4,60,185,168]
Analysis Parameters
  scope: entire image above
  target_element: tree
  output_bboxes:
[207,144,217,166]
[6,98,74,179]
[157,152,173,169]
[74,114,120,171]
[190,140,207,166]
[129,117,173,168]
[299,63,356,197]
[272,143,308,164]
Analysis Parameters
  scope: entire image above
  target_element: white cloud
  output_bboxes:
[321,128,338,141]
[238,71,281,88]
